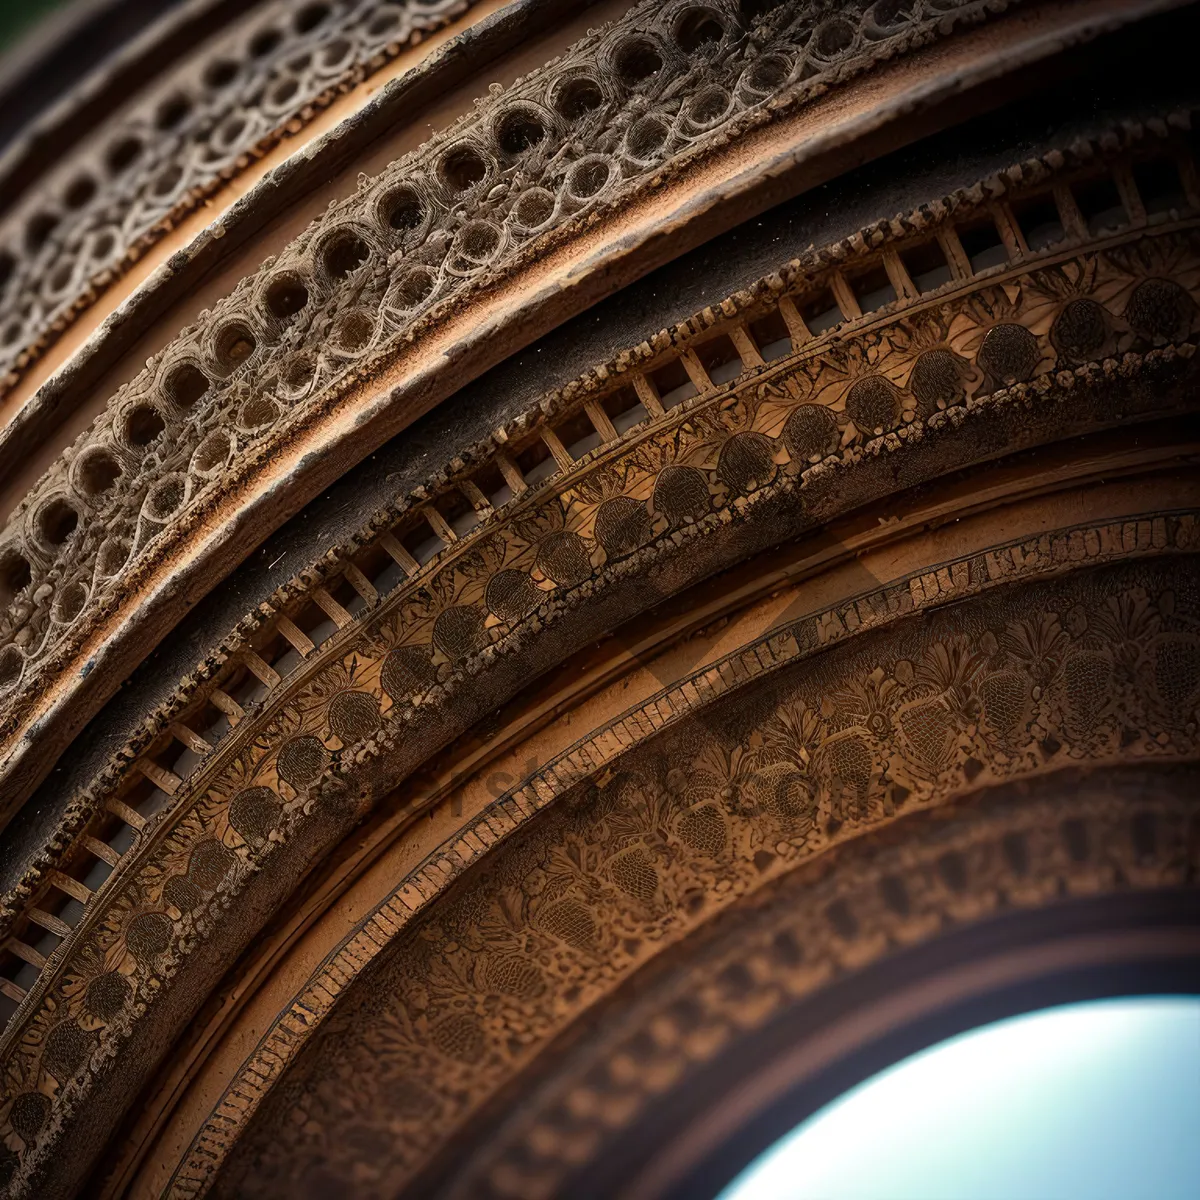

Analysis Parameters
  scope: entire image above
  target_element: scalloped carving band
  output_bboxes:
[0,0,1025,802]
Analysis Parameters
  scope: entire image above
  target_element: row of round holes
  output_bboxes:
[259,5,783,322]
[0,2,841,613]
[0,0,761,287]
[2,14,810,341]
[0,4,338,283]
[0,0,837,341]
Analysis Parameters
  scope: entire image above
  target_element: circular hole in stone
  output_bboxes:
[97,539,130,576]
[125,404,165,447]
[192,429,232,475]
[49,262,74,294]
[384,186,425,232]
[64,176,96,210]
[675,8,725,53]
[513,187,555,227]
[78,448,121,495]
[554,75,603,121]
[0,252,13,293]
[294,3,330,33]
[392,269,435,310]
[333,310,374,353]
[687,86,730,126]
[320,38,352,69]
[626,115,668,160]
[870,0,908,28]
[145,476,186,520]
[746,53,791,92]
[281,353,316,393]
[165,362,210,408]
[615,38,664,87]
[92,231,115,260]
[0,549,31,604]
[107,136,143,174]
[26,212,58,252]
[270,77,299,107]
[156,93,192,129]
[456,221,499,263]
[239,396,279,430]
[38,498,78,546]
[249,26,282,57]
[152,164,183,197]
[214,322,257,371]
[568,159,610,200]
[496,107,547,155]
[265,275,309,319]
[54,582,87,623]
[204,59,238,89]
[814,16,856,57]
[368,10,399,37]
[322,230,370,279]
[215,114,246,148]
[440,145,488,194]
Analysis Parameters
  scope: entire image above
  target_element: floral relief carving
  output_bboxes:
[0,0,1010,746]
[432,768,1199,1200]
[0,134,1195,1193]
[0,207,1196,1184]
[203,558,1200,1198]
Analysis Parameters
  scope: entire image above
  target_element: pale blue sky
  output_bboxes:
[719,996,1200,1200]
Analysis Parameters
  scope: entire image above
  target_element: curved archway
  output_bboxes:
[0,4,1195,1198]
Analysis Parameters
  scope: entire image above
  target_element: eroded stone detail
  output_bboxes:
[0,0,479,396]
[1,173,1198,1116]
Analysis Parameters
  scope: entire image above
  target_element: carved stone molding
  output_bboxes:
[0,0,1151,815]
[0,0,482,399]
[198,554,1200,1197]
[1,98,1197,814]
[0,132,1195,1192]
[0,5,1195,1198]
[424,766,1200,1200]
[0,176,1194,1053]
[60,499,1200,1188]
